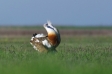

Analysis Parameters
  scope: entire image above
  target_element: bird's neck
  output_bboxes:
[48,33,57,46]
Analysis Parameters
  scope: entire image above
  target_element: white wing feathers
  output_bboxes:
[35,33,45,38]
[42,40,51,48]
[30,33,51,49]
[31,37,34,41]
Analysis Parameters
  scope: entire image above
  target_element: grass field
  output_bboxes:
[0,27,112,74]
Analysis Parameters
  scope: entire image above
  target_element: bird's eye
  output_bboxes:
[47,25,54,30]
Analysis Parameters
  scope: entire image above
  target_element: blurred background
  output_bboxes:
[0,0,112,37]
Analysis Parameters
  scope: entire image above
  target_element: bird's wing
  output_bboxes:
[30,33,52,49]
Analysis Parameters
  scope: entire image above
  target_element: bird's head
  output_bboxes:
[43,21,56,34]
[43,21,61,47]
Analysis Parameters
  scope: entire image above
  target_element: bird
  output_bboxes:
[30,21,61,53]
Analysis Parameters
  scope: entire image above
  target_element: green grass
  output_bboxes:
[0,36,112,74]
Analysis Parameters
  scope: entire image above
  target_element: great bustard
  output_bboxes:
[30,21,61,53]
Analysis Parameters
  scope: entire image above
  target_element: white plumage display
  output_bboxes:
[30,21,61,53]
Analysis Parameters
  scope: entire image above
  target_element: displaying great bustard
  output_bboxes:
[30,21,61,53]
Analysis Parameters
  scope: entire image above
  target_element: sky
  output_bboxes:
[0,0,112,26]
